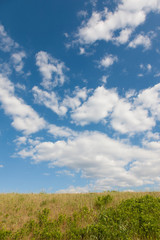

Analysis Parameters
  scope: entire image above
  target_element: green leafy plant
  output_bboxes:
[95,194,113,209]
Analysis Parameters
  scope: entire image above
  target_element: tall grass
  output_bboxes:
[0,192,160,239]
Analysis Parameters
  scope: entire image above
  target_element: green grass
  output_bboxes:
[0,192,160,239]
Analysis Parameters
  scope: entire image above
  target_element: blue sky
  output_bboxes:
[0,0,160,193]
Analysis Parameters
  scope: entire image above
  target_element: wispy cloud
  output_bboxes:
[0,24,19,52]
[15,83,26,91]
[56,185,90,193]
[48,124,77,138]
[33,86,67,116]
[0,74,46,134]
[0,62,12,76]
[36,51,68,90]
[32,86,88,116]
[11,51,26,73]
[56,169,75,177]
[128,34,151,49]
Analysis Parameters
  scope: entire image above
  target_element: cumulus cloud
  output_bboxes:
[136,83,160,120]
[71,86,119,125]
[71,83,160,134]
[0,24,19,52]
[62,86,88,110]
[33,82,160,136]
[17,131,160,190]
[77,0,160,45]
[111,99,155,134]
[115,84,160,134]
[36,51,68,89]
[0,74,46,134]
[99,54,118,68]
[11,51,26,73]
[128,34,151,49]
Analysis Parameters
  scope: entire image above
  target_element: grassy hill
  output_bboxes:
[0,192,160,239]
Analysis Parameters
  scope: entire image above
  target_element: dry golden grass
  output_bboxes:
[0,191,160,231]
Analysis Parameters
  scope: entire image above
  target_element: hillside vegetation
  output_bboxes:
[0,192,160,239]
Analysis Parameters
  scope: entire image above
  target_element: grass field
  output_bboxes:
[0,191,160,239]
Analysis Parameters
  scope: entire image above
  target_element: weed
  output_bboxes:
[95,194,113,209]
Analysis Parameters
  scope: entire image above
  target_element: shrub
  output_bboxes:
[95,194,113,209]
[87,195,160,239]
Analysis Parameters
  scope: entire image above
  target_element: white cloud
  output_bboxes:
[125,89,136,99]
[17,131,160,190]
[33,82,160,136]
[136,83,160,121]
[128,34,151,49]
[111,83,160,134]
[138,73,144,77]
[101,75,109,84]
[79,47,85,55]
[0,74,46,134]
[77,0,160,45]
[33,86,67,116]
[43,173,50,176]
[144,132,160,141]
[147,64,152,71]
[71,83,160,135]
[77,10,88,18]
[154,72,160,77]
[0,165,4,168]
[62,86,88,110]
[111,99,155,134]
[15,136,27,145]
[140,63,152,72]
[36,51,68,89]
[114,28,132,44]
[11,51,26,73]
[48,124,77,138]
[0,62,12,76]
[71,84,160,134]
[56,169,75,177]
[71,86,119,126]
[15,83,26,91]
[33,86,88,116]
[99,54,118,68]
[56,185,90,193]
[0,24,18,52]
